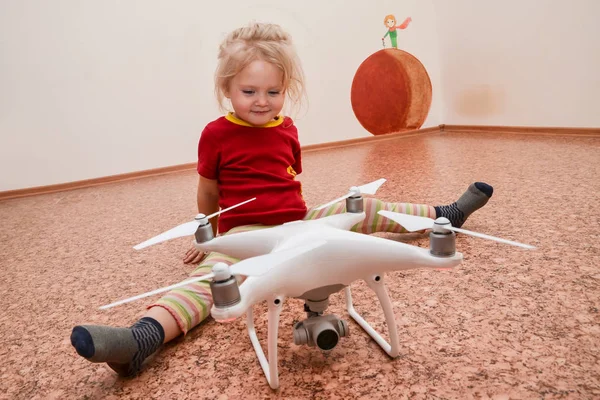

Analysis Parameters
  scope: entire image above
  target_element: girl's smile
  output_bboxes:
[227,60,285,126]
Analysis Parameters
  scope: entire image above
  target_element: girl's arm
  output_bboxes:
[197,175,220,237]
[183,175,219,264]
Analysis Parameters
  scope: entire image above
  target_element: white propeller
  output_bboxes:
[99,271,219,310]
[314,178,386,210]
[378,210,536,250]
[133,197,256,250]
[100,240,327,310]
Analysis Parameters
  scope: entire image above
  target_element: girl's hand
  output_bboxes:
[183,247,208,264]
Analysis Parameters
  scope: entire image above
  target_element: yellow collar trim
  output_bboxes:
[225,112,284,128]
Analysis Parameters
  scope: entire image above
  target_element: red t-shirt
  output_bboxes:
[197,113,307,233]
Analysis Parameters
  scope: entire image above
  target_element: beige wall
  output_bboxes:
[434,0,600,126]
[1,0,597,191]
[0,0,441,191]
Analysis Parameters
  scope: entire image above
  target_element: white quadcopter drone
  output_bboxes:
[101,178,534,389]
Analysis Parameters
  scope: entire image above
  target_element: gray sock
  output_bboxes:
[434,182,493,227]
[71,317,165,377]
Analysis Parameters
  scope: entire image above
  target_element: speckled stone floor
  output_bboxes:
[1,130,599,399]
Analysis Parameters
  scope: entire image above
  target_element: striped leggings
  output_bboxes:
[149,198,435,334]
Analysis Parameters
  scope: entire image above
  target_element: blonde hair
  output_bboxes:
[215,22,307,118]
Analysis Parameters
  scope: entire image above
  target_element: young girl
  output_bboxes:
[70,22,493,377]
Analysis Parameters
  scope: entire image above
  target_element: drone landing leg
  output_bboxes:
[246,296,284,390]
[345,275,400,358]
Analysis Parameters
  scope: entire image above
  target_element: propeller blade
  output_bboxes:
[205,197,257,220]
[378,210,435,232]
[314,178,387,210]
[447,226,536,250]
[99,272,216,310]
[357,178,387,195]
[134,221,199,250]
[230,240,328,277]
[378,210,536,249]
[314,193,353,210]
[133,198,257,250]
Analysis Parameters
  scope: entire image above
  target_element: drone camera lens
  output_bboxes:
[316,329,339,351]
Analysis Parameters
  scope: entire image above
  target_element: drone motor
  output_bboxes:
[194,215,215,243]
[346,193,364,213]
[209,263,241,308]
[429,217,456,257]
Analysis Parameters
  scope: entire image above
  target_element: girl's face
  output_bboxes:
[227,60,285,126]
[386,18,396,28]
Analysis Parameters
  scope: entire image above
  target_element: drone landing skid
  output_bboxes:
[244,273,400,390]
[246,295,284,389]
[345,273,400,357]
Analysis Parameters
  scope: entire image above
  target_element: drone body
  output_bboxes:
[195,212,463,322]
